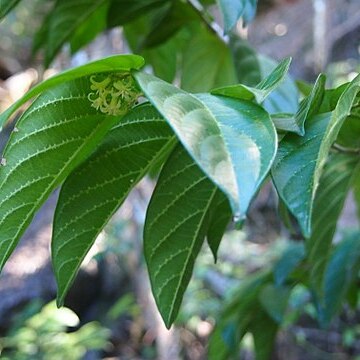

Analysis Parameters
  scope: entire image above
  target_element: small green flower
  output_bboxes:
[88,73,141,116]
[90,76,111,94]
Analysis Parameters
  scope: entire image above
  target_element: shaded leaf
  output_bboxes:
[135,71,277,221]
[207,191,232,261]
[322,233,360,325]
[181,27,237,92]
[0,77,118,271]
[306,152,359,289]
[141,0,197,49]
[0,54,144,130]
[107,0,168,27]
[208,271,270,360]
[259,284,290,323]
[272,75,360,237]
[336,93,360,150]
[34,0,108,66]
[231,38,261,86]
[274,242,305,286]
[144,144,220,327]
[70,1,109,54]
[250,309,278,360]
[52,103,176,305]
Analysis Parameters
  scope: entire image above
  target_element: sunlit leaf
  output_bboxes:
[0,77,118,271]
[272,75,360,237]
[52,103,176,305]
[135,71,277,221]
[0,55,144,131]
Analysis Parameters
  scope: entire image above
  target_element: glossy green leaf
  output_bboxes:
[230,41,299,115]
[144,145,221,327]
[259,56,299,115]
[0,55,144,131]
[0,77,118,271]
[0,0,21,19]
[270,113,300,134]
[322,232,360,325]
[295,74,326,134]
[212,57,292,104]
[218,0,257,33]
[181,27,237,92]
[272,75,360,237]
[306,153,359,289]
[135,71,277,221]
[52,103,176,306]
[207,191,232,261]
[35,0,108,66]
[270,75,325,135]
[273,242,305,286]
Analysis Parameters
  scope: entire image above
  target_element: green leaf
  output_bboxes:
[0,54,144,131]
[212,57,292,104]
[353,167,360,220]
[207,191,232,261]
[208,271,270,360]
[218,0,257,33]
[135,71,277,221]
[272,75,360,237]
[52,103,175,306]
[250,309,278,360]
[0,0,21,19]
[34,0,108,66]
[259,56,299,115]
[273,242,305,286]
[107,0,168,27]
[230,39,261,86]
[0,77,118,271]
[181,27,237,92]
[322,232,360,325]
[144,144,220,327]
[295,74,326,134]
[141,0,197,49]
[270,75,325,135]
[270,113,301,134]
[306,152,359,289]
[70,1,109,54]
[259,284,290,323]
[336,93,360,150]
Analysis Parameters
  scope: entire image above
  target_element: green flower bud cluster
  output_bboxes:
[88,73,141,116]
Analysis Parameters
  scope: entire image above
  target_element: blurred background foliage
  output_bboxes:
[0,0,359,359]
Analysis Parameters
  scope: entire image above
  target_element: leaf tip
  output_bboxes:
[56,295,65,308]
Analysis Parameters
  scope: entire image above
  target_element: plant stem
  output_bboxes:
[332,143,360,155]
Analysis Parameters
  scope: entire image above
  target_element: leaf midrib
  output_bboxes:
[0,117,107,270]
[55,132,177,305]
